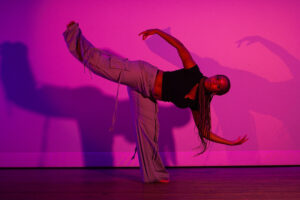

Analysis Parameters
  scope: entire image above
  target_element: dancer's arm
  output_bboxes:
[139,29,196,69]
[191,110,248,145]
[205,131,248,146]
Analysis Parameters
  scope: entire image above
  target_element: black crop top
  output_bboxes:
[161,65,203,110]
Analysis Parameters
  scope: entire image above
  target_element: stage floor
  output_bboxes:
[0,166,299,200]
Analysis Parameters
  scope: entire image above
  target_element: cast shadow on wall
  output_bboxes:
[0,42,190,167]
[146,29,300,157]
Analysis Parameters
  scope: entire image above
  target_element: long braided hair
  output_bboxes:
[195,77,213,155]
[195,75,230,155]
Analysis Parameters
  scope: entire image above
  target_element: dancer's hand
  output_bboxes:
[67,21,76,28]
[230,135,248,145]
[139,29,159,40]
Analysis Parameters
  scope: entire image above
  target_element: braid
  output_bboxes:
[195,77,212,155]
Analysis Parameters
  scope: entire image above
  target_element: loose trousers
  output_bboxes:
[63,23,169,182]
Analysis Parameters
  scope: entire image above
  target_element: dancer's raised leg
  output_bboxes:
[63,23,157,98]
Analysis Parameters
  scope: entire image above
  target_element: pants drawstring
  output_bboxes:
[109,69,124,132]
[131,146,138,160]
[152,102,159,160]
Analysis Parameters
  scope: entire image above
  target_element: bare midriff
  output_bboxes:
[152,70,164,100]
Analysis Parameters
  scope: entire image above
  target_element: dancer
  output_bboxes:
[63,21,248,183]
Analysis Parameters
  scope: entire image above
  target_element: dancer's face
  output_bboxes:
[204,75,228,94]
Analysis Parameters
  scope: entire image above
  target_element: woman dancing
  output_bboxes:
[63,21,248,183]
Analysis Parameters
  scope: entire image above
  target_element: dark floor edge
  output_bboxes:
[0,165,299,169]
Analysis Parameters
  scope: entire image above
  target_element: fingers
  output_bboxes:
[138,29,156,40]
[139,31,150,40]
[138,31,147,36]
[239,135,248,144]
[138,32,145,39]
[232,135,248,145]
[140,34,146,40]
[139,33,149,40]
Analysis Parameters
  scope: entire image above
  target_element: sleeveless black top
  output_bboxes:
[161,65,203,110]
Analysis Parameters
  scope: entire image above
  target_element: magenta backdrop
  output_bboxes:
[0,0,300,167]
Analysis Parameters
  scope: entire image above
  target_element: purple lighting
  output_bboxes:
[0,0,300,167]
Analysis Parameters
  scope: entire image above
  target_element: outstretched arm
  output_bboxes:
[205,131,248,146]
[191,110,248,145]
[139,29,196,69]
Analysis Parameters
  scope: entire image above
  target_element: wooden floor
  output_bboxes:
[0,167,299,200]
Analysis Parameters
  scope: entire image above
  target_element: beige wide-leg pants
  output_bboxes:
[63,23,169,182]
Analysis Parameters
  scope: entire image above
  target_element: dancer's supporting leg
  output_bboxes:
[128,88,169,183]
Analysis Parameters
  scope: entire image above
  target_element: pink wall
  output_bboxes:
[0,0,300,167]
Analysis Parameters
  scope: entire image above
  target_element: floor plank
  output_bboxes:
[0,167,299,200]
